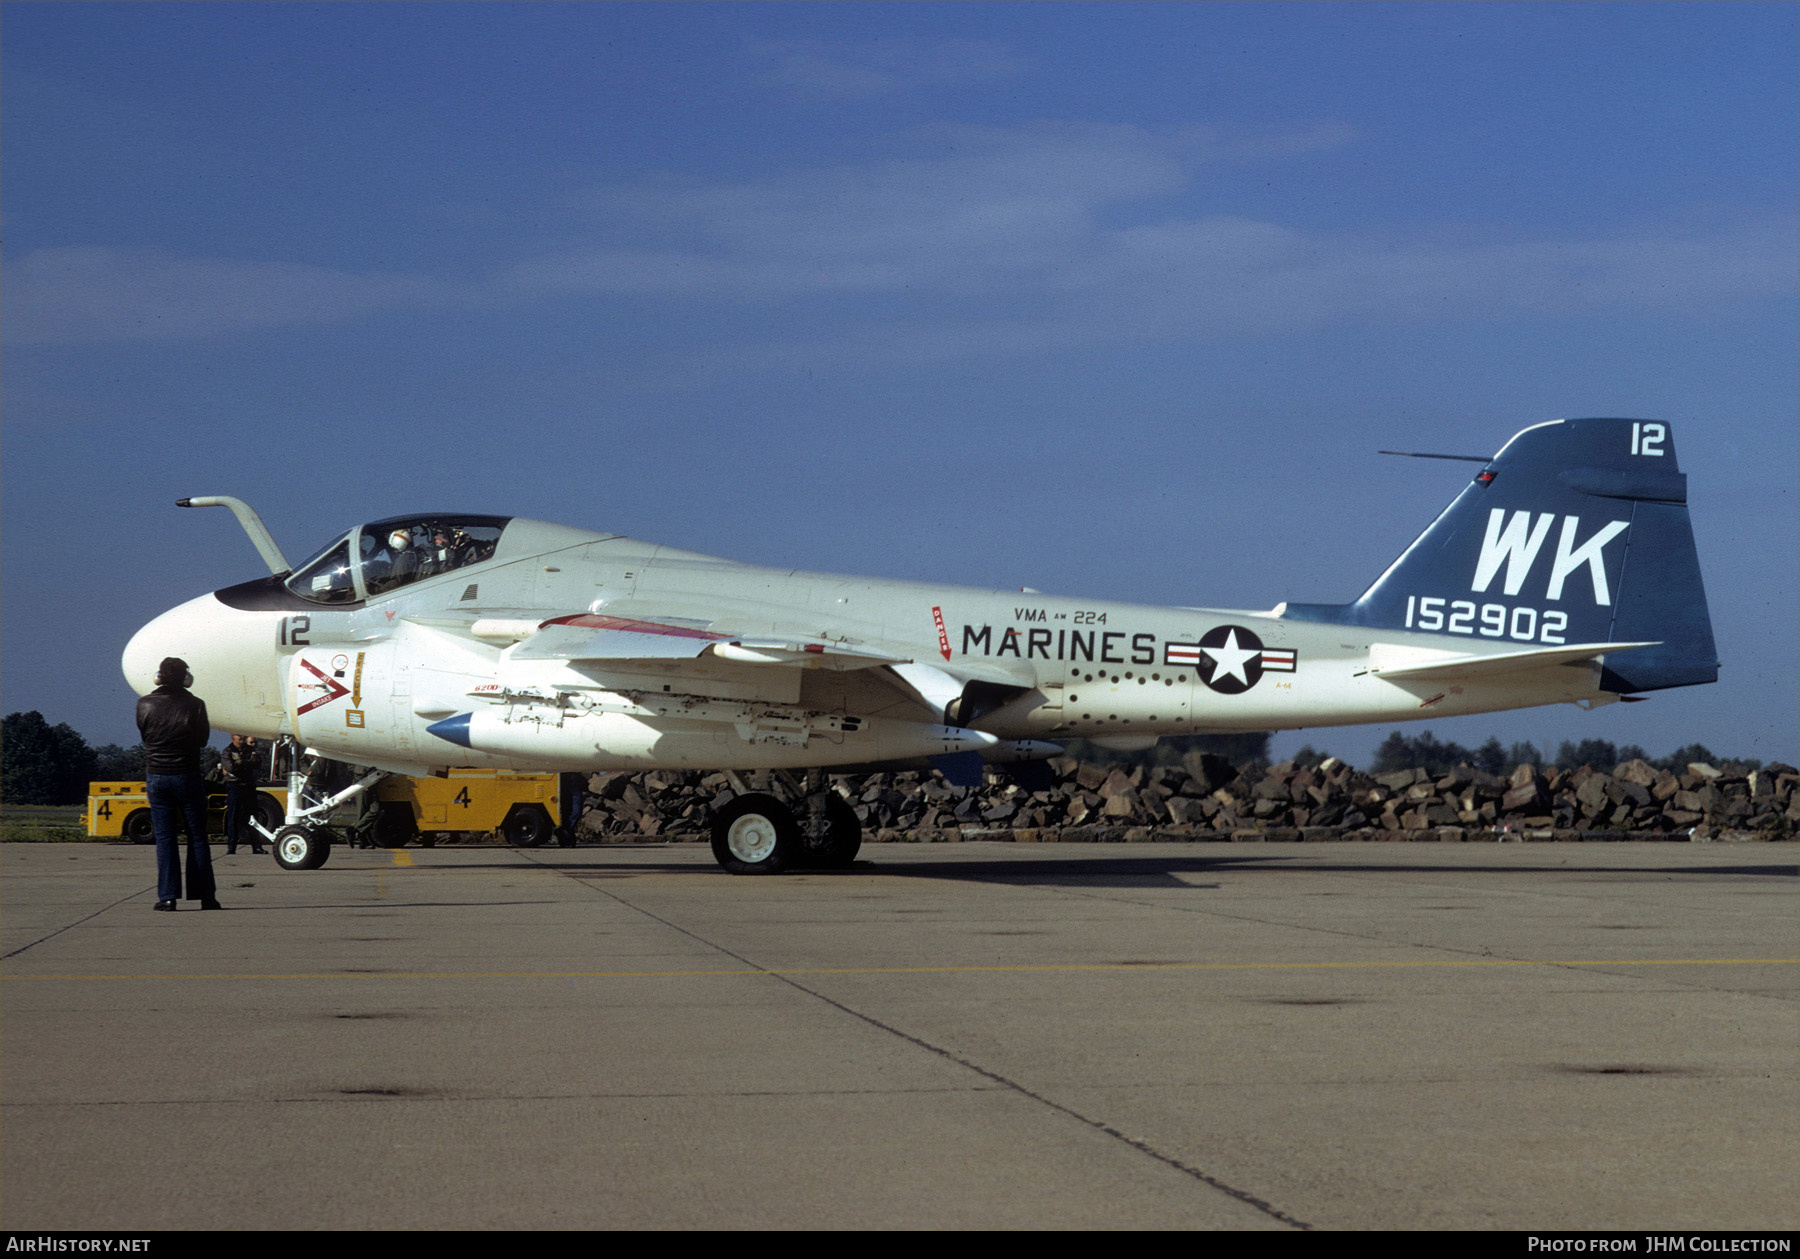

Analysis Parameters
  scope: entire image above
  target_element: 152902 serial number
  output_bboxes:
[1404,596,1568,643]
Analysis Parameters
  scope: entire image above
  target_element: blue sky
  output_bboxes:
[5,2,1795,768]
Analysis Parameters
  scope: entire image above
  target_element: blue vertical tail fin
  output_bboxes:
[1281,418,1717,693]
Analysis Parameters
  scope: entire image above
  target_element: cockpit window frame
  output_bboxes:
[349,526,373,602]
[284,534,361,606]
[282,514,514,607]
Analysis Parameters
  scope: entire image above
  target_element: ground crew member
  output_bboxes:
[136,656,220,911]
[222,733,265,855]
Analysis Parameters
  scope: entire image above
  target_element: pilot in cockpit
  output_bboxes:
[365,528,419,595]
[281,514,506,605]
[389,528,419,583]
[420,523,472,578]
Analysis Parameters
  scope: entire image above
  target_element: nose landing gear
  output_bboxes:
[253,760,388,872]
[273,824,333,871]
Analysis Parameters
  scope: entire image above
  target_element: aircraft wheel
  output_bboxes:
[124,808,155,844]
[253,793,285,832]
[710,793,796,875]
[502,805,553,848]
[375,803,417,849]
[797,793,863,869]
[274,825,332,871]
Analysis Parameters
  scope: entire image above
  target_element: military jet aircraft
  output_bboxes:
[124,417,1715,874]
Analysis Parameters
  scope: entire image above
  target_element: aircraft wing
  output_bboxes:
[499,611,1038,728]
[1370,641,1659,682]
[506,614,913,670]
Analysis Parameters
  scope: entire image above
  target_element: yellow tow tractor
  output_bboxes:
[369,769,565,849]
[88,781,288,844]
[89,769,567,854]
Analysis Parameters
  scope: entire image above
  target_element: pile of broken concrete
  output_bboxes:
[575,751,1798,844]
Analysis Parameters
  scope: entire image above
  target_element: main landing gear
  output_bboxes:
[709,770,862,875]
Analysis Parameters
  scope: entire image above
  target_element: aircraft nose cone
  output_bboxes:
[124,592,290,737]
[122,594,224,695]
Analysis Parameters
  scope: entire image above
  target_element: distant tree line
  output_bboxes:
[1,711,217,806]
[1357,730,1753,777]
[1072,728,1761,777]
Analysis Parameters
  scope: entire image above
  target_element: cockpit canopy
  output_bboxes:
[284,514,511,605]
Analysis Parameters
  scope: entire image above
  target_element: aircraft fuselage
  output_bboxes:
[125,518,1611,780]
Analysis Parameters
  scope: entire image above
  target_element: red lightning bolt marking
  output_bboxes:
[295,658,351,715]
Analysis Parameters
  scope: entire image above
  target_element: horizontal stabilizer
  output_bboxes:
[1372,640,1658,682]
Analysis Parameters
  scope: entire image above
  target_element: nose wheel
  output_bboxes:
[273,825,333,871]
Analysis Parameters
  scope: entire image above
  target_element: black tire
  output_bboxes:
[273,825,332,871]
[502,805,553,847]
[709,793,796,875]
[374,802,418,849]
[796,793,863,870]
[252,793,284,832]
[417,832,437,849]
[124,808,155,844]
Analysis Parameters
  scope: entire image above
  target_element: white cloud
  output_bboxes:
[523,123,1191,300]
[509,122,1794,357]
[744,37,1031,99]
[9,121,1790,355]
[3,247,449,344]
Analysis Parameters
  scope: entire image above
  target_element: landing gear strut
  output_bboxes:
[708,770,862,875]
[797,788,863,870]
[251,758,388,872]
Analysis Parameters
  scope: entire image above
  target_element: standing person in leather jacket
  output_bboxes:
[136,656,220,911]
[221,733,265,856]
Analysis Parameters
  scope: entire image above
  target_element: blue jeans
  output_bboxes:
[146,773,216,903]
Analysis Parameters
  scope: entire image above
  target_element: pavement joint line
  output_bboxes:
[0,886,160,961]
[514,851,1315,1230]
[4,958,1794,981]
[771,966,1317,1230]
